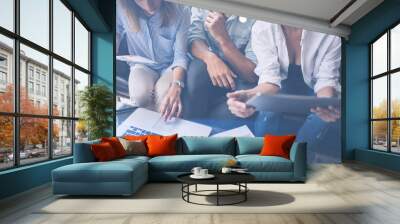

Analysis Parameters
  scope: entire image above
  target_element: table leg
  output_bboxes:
[217,184,219,206]
[245,183,247,201]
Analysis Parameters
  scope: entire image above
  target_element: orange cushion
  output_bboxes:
[123,135,149,141]
[101,137,127,158]
[259,134,296,159]
[91,142,118,162]
[146,134,178,157]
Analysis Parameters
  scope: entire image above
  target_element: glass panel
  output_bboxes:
[53,0,72,60]
[53,119,72,158]
[0,34,14,112]
[0,116,13,170]
[75,120,88,143]
[74,18,89,70]
[391,120,400,153]
[372,121,388,151]
[53,59,72,117]
[20,0,49,49]
[391,72,400,118]
[391,24,400,70]
[372,33,387,76]
[19,117,49,165]
[74,69,89,118]
[372,77,387,119]
[20,44,49,115]
[0,0,14,31]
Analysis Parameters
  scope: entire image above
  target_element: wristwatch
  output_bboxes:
[172,80,185,89]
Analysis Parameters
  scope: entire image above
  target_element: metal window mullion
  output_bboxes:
[71,11,76,155]
[48,0,54,160]
[13,0,21,167]
[387,30,391,152]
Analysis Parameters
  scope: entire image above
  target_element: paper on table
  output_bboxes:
[116,55,157,65]
[212,125,255,137]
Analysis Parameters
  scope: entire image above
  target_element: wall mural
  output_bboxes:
[115,0,342,163]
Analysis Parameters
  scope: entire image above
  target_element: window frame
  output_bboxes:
[370,20,400,154]
[0,0,92,171]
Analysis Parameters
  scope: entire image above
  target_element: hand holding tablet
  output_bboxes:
[246,93,341,115]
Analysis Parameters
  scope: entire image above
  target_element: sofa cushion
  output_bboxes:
[53,158,147,183]
[147,134,178,157]
[236,137,263,155]
[149,154,235,172]
[236,155,293,172]
[73,140,100,163]
[101,137,127,158]
[179,137,235,155]
[91,142,118,161]
[260,135,296,159]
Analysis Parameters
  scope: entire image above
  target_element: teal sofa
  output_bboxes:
[52,137,306,196]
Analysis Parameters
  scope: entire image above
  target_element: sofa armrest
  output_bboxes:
[289,142,307,181]
[73,140,100,163]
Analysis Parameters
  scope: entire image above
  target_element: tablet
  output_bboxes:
[246,93,341,115]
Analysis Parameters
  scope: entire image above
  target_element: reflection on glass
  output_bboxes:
[74,18,89,70]
[372,121,388,151]
[53,59,72,117]
[0,0,14,31]
[391,24,400,70]
[20,117,49,165]
[391,72,400,117]
[53,119,72,158]
[20,0,49,49]
[0,34,14,112]
[372,77,387,119]
[372,33,387,76]
[74,69,89,118]
[75,120,88,143]
[53,0,72,60]
[20,44,49,115]
[391,120,400,153]
[0,116,13,170]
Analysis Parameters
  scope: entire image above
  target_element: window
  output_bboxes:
[0,0,91,170]
[53,0,72,60]
[74,18,90,70]
[20,0,49,49]
[53,59,72,117]
[28,81,34,94]
[0,0,14,32]
[0,34,13,113]
[370,23,400,154]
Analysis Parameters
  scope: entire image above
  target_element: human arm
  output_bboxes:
[311,36,342,122]
[159,67,185,121]
[204,12,257,83]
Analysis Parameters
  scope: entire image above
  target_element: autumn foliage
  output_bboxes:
[372,99,400,142]
[0,85,59,151]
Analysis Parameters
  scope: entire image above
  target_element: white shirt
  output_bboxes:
[252,21,341,93]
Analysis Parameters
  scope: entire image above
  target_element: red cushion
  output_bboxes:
[91,142,118,162]
[101,137,126,158]
[260,135,296,159]
[146,134,178,157]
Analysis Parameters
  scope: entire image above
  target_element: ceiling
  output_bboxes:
[171,0,384,38]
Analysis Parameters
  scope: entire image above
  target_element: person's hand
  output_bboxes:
[204,12,230,44]
[226,90,257,118]
[205,53,237,89]
[312,87,340,122]
[159,84,182,121]
[311,106,340,122]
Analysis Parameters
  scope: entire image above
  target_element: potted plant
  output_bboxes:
[79,84,114,140]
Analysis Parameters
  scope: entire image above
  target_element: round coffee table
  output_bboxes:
[177,173,255,206]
